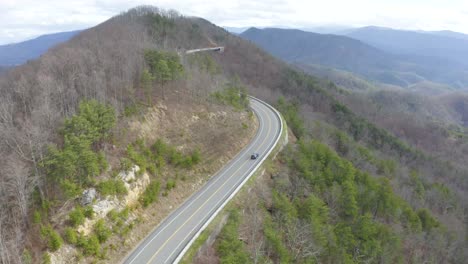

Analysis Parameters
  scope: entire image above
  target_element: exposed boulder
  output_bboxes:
[123,172,150,206]
[118,165,140,182]
[76,167,150,235]
[80,188,96,206]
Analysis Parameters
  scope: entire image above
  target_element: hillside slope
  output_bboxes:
[0,7,258,263]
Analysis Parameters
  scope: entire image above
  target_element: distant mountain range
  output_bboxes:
[225,25,352,35]
[343,26,468,66]
[0,30,82,66]
[4,25,468,91]
[424,30,468,41]
[240,27,468,89]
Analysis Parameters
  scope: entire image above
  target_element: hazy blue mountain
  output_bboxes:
[0,30,82,66]
[345,26,468,66]
[226,25,354,35]
[426,30,468,41]
[240,27,468,89]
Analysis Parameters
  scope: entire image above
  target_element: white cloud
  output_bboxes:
[0,0,467,44]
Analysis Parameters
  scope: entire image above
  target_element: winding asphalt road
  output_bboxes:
[123,97,282,264]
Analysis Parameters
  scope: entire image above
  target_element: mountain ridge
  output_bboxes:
[0,30,82,66]
[345,26,468,66]
[241,27,468,89]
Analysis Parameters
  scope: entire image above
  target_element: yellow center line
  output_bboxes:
[127,104,265,264]
[162,104,274,263]
[146,103,273,264]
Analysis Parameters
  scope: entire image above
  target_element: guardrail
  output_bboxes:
[173,96,283,263]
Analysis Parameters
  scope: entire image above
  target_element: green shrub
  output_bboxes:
[144,49,184,83]
[140,181,161,207]
[216,210,252,263]
[156,155,166,168]
[40,225,63,251]
[98,179,128,197]
[210,81,249,110]
[97,151,109,172]
[277,97,305,139]
[135,138,146,149]
[147,163,157,175]
[94,219,112,243]
[169,150,183,166]
[42,252,51,264]
[61,179,82,199]
[22,249,32,264]
[64,227,78,244]
[62,100,116,143]
[417,208,440,231]
[119,207,130,219]
[127,144,149,173]
[49,230,63,251]
[166,179,176,191]
[121,223,133,237]
[83,206,94,219]
[191,149,201,165]
[124,104,140,117]
[107,209,118,222]
[33,210,42,224]
[82,234,100,256]
[120,158,133,172]
[180,157,193,169]
[151,139,168,156]
[69,207,85,227]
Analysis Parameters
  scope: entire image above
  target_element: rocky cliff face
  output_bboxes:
[51,165,149,263]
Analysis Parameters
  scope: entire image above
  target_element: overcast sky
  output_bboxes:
[1,0,468,45]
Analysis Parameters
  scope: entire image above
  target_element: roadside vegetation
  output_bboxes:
[205,94,463,263]
[211,80,249,111]
[42,100,115,199]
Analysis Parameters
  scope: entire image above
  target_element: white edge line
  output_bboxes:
[123,97,264,264]
[162,100,270,262]
[173,96,283,264]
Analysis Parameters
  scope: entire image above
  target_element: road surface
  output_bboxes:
[123,97,282,264]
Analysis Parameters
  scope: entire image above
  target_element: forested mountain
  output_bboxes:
[0,30,81,66]
[0,7,257,263]
[1,6,467,264]
[241,27,393,72]
[241,27,468,89]
[345,26,468,66]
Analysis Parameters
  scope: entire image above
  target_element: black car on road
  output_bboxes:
[251,153,259,160]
